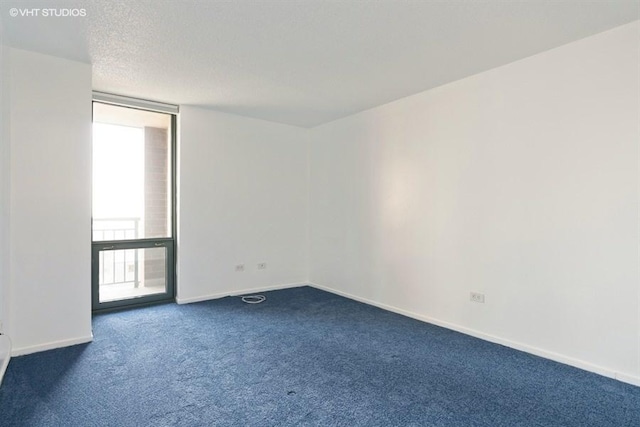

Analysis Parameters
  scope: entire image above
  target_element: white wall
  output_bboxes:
[6,48,92,354]
[0,44,10,335]
[309,22,640,385]
[177,106,308,303]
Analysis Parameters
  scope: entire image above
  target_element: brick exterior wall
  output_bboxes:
[144,127,169,285]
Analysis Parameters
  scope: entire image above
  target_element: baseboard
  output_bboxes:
[308,282,640,388]
[176,282,307,305]
[11,334,94,357]
[617,372,640,387]
[0,335,11,387]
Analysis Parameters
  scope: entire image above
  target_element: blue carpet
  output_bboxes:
[1,286,639,426]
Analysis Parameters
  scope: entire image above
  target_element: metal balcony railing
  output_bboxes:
[93,218,140,288]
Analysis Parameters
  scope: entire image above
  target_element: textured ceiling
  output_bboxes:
[1,1,638,127]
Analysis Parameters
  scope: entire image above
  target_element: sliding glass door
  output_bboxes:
[91,99,176,311]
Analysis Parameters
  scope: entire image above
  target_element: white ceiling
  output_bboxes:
[1,0,638,128]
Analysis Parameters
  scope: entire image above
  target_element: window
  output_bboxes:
[91,95,177,311]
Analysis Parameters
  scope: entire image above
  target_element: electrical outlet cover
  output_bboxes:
[470,292,485,303]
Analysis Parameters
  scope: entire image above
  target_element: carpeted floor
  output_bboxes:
[1,286,639,426]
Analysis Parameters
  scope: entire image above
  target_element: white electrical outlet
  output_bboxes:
[257,262,267,270]
[235,264,245,272]
[470,292,485,303]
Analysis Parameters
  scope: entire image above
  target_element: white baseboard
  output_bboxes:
[176,282,307,305]
[308,282,640,388]
[0,334,11,387]
[11,334,94,357]
[617,372,640,387]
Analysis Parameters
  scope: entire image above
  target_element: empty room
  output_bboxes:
[1,0,639,425]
